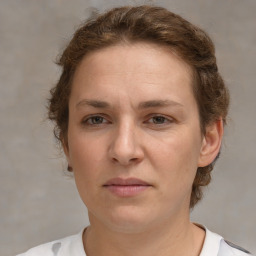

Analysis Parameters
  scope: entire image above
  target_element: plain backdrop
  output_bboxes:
[1,0,255,255]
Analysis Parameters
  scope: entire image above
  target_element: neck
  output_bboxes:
[83,217,205,256]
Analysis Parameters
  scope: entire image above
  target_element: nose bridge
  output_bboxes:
[109,117,143,165]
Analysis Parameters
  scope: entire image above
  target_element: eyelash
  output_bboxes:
[81,114,174,127]
[82,115,109,126]
[147,115,173,125]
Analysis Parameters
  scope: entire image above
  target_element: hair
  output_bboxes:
[48,5,229,208]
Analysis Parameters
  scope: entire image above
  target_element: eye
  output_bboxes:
[147,115,173,125]
[82,115,108,125]
[151,116,166,124]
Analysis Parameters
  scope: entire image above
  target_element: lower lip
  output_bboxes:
[104,185,150,197]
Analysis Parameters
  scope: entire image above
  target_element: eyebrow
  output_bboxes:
[76,99,111,109]
[138,100,183,109]
[76,99,184,109]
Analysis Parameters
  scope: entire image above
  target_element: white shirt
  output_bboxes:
[17,226,253,256]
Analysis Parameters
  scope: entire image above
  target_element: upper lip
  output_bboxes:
[103,177,151,186]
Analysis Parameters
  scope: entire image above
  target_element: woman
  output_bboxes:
[18,5,252,256]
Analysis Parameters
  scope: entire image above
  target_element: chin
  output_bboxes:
[101,205,155,234]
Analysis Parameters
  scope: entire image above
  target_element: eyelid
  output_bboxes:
[145,114,175,124]
[81,114,110,125]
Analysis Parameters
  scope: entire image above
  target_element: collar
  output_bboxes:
[197,224,223,256]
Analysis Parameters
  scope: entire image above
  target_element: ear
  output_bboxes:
[61,136,72,168]
[198,119,224,167]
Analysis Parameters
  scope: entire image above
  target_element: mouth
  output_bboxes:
[103,177,152,197]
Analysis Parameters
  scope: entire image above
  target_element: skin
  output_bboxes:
[64,42,223,256]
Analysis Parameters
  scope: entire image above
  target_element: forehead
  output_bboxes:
[70,42,195,109]
[75,42,192,76]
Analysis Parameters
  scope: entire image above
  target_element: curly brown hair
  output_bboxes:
[48,5,229,208]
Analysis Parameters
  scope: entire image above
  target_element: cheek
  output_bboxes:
[68,128,104,167]
[148,130,201,186]
[68,132,107,186]
[68,135,107,208]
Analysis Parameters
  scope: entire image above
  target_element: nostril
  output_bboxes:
[112,157,119,163]
[111,156,140,166]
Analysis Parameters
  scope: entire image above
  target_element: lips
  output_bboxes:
[103,177,151,197]
[104,177,150,186]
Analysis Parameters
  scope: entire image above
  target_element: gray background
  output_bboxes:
[1,0,255,255]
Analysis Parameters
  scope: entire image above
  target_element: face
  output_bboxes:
[64,43,219,233]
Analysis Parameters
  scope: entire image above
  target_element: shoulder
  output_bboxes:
[219,239,253,256]
[196,224,254,256]
[16,239,65,256]
[16,230,86,256]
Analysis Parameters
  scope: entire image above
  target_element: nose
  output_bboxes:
[108,121,144,166]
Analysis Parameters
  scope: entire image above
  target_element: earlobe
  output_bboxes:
[198,119,224,167]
